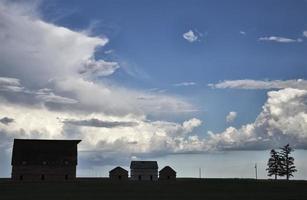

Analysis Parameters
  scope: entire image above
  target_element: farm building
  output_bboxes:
[159,166,176,180]
[11,139,81,181]
[130,161,158,181]
[109,167,128,180]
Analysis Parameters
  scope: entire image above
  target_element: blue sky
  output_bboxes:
[40,0,307,132]
[0,0,307,179]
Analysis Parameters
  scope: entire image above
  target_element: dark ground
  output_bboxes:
[0,178,306,200]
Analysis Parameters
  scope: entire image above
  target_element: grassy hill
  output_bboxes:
[0,178,306,200]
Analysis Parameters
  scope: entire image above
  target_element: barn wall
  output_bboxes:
[159,173,176,180]
[109,172,129,180]
[130,169,158,181]
[12,165,76,181]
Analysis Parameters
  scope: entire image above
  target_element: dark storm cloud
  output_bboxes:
[63,118,138,128]
[0,117,14,125]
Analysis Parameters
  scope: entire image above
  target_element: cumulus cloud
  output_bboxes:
[258,36,302,43]
[1,1,306,167]
[0,100,203,156]
[207,88,307,150]
[209,79,307,90]
[183,30,199,43]
[0,0,201,170]
[0,1,195,116]
[0,1,114,87]
[173,82,197,87]
[226,111,237,123]
[303,31,307,38]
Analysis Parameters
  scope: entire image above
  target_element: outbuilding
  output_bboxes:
[159,166,176,180]
[109,166,128,180]
[130,161,158,181]
[11,139,81,181]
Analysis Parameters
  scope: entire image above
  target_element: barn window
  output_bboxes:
[138,175,141,180]
[41,174,45,180]
[65,174,68,180]
[167,176,170,180]
[150,175,153,181]
[118,175,122,180]
[19,175,23,180]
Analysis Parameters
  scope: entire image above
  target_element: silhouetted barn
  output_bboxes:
[11,139,81,181]
[159,166,176,180]
[130,161,158,181]
[109,167,128,180]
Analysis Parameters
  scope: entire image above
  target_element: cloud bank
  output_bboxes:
[1,1,307,172]
[209,79,307,90]
[173,82,197,87]
[0,0,200,168]
[258,36,302,43]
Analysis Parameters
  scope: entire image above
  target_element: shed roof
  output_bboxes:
[130,161,158,169]
[109,166,128,173]
[11,139,81,165]
[159,166,176,173]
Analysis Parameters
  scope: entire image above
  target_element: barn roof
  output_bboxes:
[159,166,176,174]
[11,139,81,165]
[109,166,128,173]
[130,161,158,169]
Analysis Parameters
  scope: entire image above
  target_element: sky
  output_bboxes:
[0,0,307,179]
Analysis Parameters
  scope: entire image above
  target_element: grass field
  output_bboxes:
[0,178,306,200]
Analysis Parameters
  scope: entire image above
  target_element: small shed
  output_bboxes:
[130,161,158,181]
[109,166,128,180]
[159,166,176,180]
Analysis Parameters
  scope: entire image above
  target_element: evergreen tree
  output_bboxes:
[279,144,297,180]
[266,149,281,180]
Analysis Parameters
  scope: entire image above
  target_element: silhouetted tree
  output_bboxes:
[279,144,297,180]
[266,149,281,180]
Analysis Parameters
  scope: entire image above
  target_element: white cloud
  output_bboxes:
[183,118,202,133]
[183,30,199,42]
[0,77,20,86]
[226,111,237,123]
[208,88,307,150]
[0,99,203,156]
[36,92,78,104]
[209,79,307,90]
[0,77,24,92]
[0,76,78,105]
[104,49,114,54]
[303,31,307,38]
[0,1,196,116]
[240,31,246,35]
[259,36,302,43]
[0,0,202,168]
[173,82,197,87]
[79,59,119,78]
[0,1,114,87]
[5,1,307,169]
[55,77,196,116]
